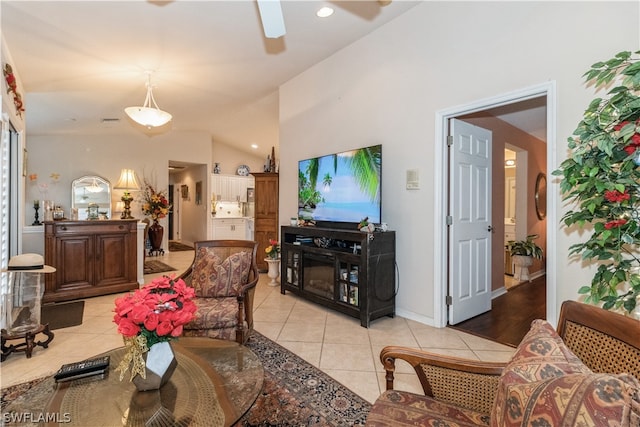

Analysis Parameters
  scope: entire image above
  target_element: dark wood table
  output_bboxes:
[44,338,263,426]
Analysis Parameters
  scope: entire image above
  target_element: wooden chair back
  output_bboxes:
[557,300,640,379]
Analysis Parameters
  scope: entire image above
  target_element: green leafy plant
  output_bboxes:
[554,50,640,314]
[508,235,543,259]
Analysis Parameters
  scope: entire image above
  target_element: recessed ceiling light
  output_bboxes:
[316,6,334,18]
[251,144,258,149]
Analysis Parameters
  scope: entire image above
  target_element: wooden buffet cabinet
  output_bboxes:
[43,219,138,303]
[252,172,279,271]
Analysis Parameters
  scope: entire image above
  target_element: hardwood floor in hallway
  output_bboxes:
[449,275,546,347]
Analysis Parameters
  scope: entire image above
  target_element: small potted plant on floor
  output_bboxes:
[508,234,543,282]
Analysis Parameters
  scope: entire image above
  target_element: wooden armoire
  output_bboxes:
[252,172,279,271]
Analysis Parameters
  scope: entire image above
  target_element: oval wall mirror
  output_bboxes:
[71,175,111,220]
[535,173,547,220]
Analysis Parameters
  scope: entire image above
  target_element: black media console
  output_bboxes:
[280,225,395,327]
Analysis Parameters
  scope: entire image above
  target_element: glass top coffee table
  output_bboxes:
[45,338,263,426]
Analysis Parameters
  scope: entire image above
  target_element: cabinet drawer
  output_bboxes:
[53,222,132,234]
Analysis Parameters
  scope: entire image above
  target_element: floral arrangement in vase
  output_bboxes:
[555,50,640,315]
[113,275,197,380]
[265,239,280,259]
[140,180,171,222]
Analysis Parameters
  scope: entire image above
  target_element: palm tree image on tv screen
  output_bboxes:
[298,144,382,225]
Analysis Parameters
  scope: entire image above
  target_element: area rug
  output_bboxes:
[1,331,371,426]
[41,300,85,330]
[237,331,370,426]
[143,260,177,274]
[168,241,194,252]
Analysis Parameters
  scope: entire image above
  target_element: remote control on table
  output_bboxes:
[54,356,110,382]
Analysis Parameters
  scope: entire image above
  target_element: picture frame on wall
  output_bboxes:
[181,184,189,199]
[195,181,202,205]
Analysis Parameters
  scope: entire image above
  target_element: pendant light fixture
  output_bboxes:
[124,72,172,129]
[86,177,103,193]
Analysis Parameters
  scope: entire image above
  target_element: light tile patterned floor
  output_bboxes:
[0,249,514,404]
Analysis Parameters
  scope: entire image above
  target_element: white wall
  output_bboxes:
[212,140,270,176]
[279,1,640,325]
[25,130,212,251]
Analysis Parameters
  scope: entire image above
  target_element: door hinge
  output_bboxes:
[445,295,452,306]
[447,135,453,146]
[446,215,453,226]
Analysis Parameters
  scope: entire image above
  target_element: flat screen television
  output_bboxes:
[298,144,382,228]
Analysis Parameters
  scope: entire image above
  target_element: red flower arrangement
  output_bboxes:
[604,189,631,203]
[264,238,280,259]
[615,119,640,155]
[604,218,628,230]
[113,275,196,380]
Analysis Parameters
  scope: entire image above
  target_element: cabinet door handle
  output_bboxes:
[119,225,124,230]
[60,226,67,231]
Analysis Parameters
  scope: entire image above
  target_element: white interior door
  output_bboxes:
[448,119,493,324]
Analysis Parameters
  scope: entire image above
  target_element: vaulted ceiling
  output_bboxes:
[2,1,421,157]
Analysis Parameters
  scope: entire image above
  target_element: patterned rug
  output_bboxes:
[168,241,194,252]
[238,331,370,426]
[1,331,371,426]
[143,260,177,274]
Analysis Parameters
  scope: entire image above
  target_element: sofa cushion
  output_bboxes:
[366,390,489,427]
[493,372,640,426]
[184,296,238,330]
[501,319,592,383]
[492,319,640,427]
[190,249,252,297]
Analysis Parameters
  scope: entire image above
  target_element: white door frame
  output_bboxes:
[434,81,557,328]
[173,184,182,242]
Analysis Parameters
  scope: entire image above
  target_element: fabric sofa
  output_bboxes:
[366,301,640,426]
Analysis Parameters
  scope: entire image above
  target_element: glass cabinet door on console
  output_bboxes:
[283,250,300,288]
[338,262,359,307]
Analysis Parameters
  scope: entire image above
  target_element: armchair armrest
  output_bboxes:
[380,346,505,414]
[238,262,260,334]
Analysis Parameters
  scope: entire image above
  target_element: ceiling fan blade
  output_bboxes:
[257,0,286,39]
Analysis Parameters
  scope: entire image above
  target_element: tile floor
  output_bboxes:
[0,249,514,404]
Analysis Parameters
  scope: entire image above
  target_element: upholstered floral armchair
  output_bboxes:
[178,240,259,344]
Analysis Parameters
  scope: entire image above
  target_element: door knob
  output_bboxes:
[487,225,494,232]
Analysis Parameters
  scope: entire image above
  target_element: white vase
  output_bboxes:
[265,258,281,287]
[132,341,177,391]
[512,255,533,282]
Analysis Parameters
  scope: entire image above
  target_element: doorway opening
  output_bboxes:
[168,161,209,247]
[434,82,557,332]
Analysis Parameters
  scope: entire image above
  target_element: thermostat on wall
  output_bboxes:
[406,169,420,190]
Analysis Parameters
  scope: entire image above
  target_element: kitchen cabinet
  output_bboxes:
[43,219,138,303]
[252,172,278,271]
[211,174,254,202]
[211,218,251,240]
